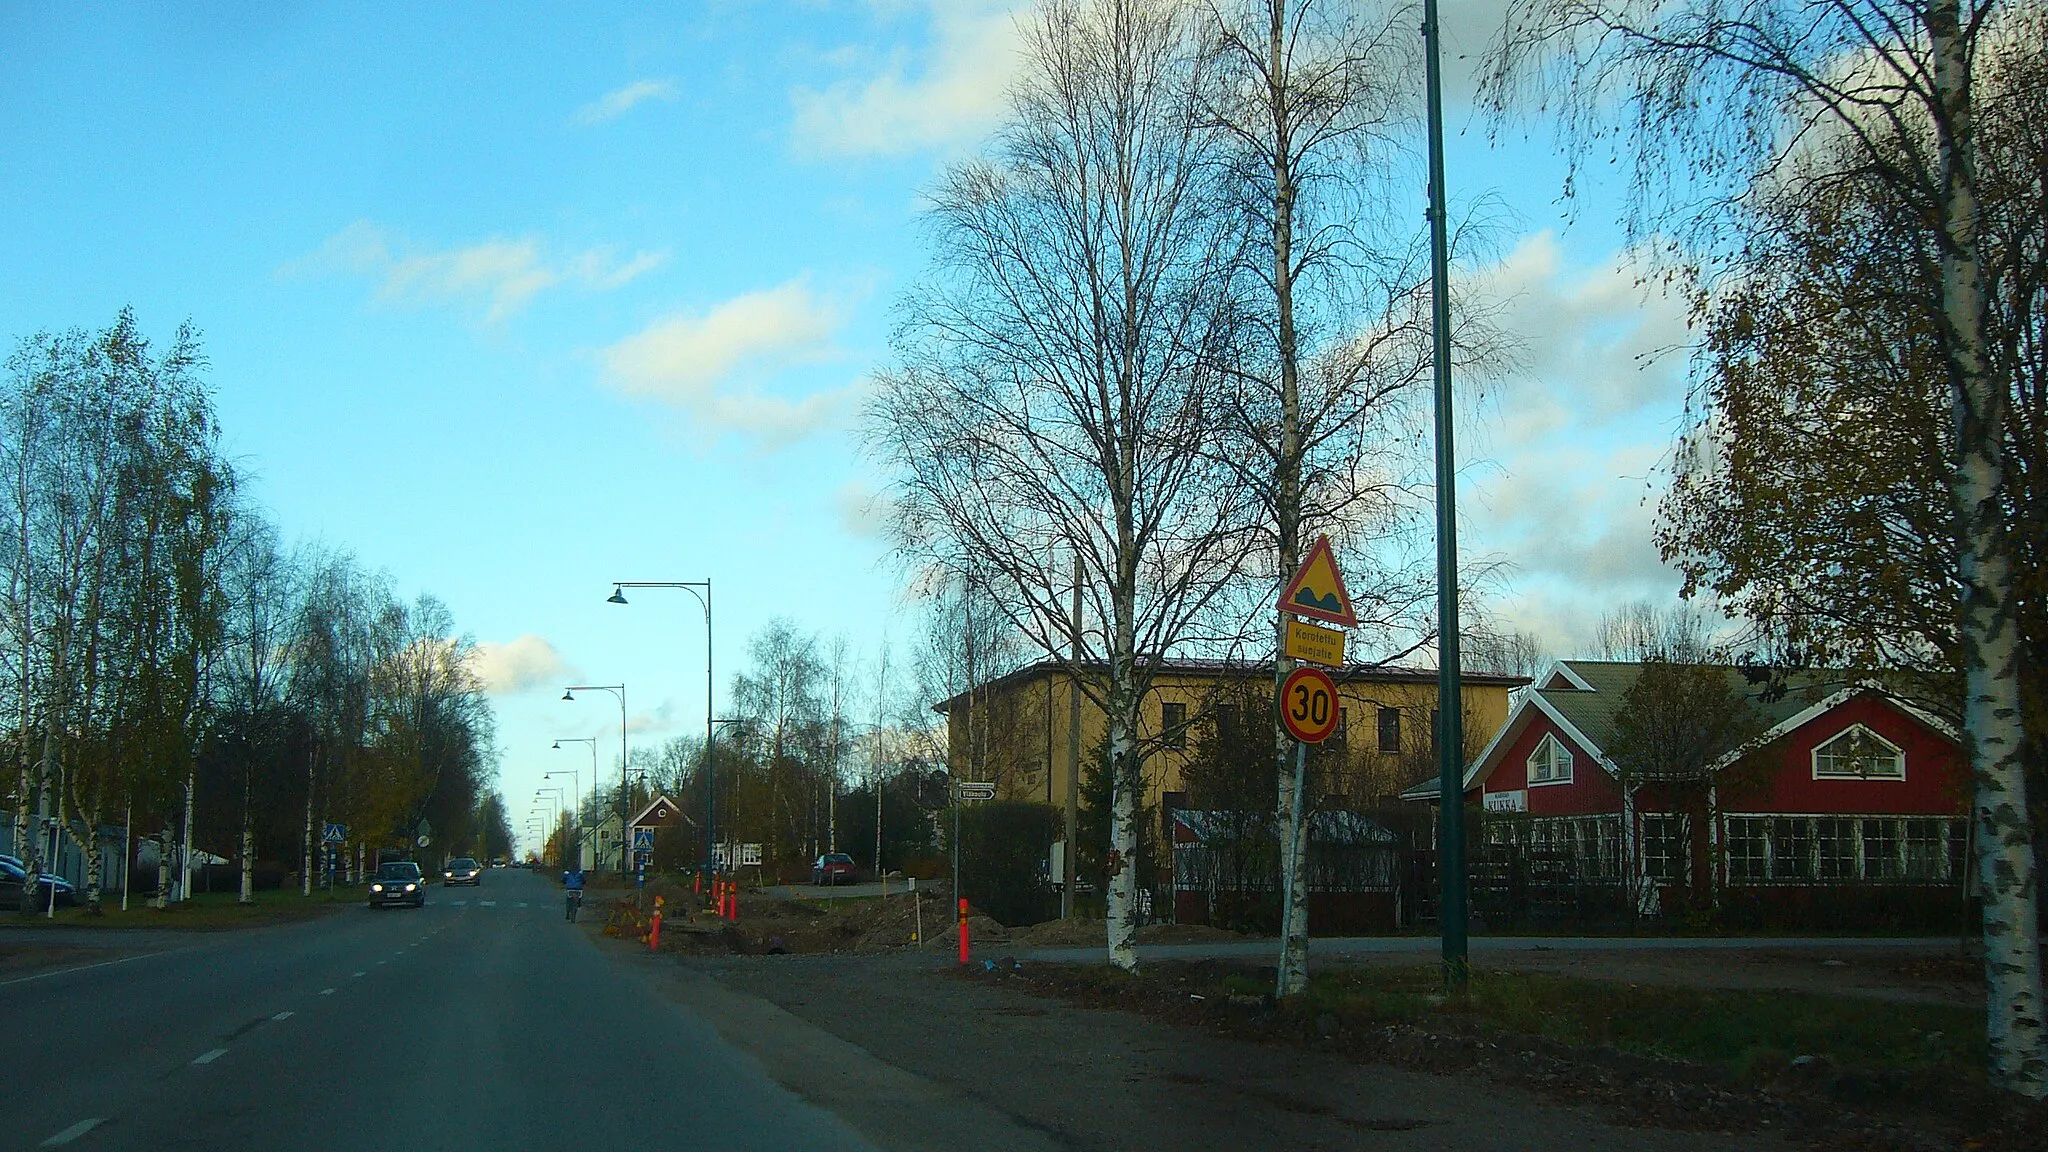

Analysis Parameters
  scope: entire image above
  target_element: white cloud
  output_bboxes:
[791,1,1025,157]
[576,78,678,125]
[600,279,857,444]
[471,634,577,696]
[295,221,668,322]
[1458,233,1695,652]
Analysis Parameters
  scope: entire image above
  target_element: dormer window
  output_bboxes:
[1528,733,1573,785]
[1812,725,1904,780]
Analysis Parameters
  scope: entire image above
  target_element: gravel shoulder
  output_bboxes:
[597,927,1773,1152]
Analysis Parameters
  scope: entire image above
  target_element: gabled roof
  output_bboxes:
[629,794,693,828]
[1399,659,1959,800]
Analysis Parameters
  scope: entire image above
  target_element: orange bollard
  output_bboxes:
[957,897,970,965]
[650,896,663,951]
[693,872,702,896]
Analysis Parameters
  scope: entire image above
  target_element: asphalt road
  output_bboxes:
[0,869,876,1151]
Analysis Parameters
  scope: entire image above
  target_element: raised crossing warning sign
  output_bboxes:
[1276,536,1357,627]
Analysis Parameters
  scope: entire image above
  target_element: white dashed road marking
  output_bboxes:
[271,1011,294,1021]
[192,1048,228,1065]
[39,1118,103,1146]
[480,900,496,907]
[351,971,365,978]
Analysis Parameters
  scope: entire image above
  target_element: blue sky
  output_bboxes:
[0,1,1693,852]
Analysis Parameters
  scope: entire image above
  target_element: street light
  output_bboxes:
[562,682,628,875]
[604,580,714,876]
[547,739,590,869]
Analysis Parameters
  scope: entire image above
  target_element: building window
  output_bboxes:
[1726,816,1768,883]
[1376,706,1401,753]
[1329,706,1349,749]
[1160,702,1187,749]
[1640,814,1689,881]
[1812,725,1905,780]
[1815,817,1858,880]
[1770,817,1814,880]
[1527,733,1573,785]
[1214,704,1240,742]
[1861,817,1902,880]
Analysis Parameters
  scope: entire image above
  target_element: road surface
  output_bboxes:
[0,869,875,1150]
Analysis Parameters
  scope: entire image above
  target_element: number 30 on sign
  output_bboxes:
[1279,667,1341,744]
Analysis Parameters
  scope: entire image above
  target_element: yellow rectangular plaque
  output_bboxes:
[1283,618,1346,667]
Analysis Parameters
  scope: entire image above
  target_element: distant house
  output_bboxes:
[1402,660,1969,927]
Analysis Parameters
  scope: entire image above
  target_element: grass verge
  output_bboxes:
[9,886,362,929]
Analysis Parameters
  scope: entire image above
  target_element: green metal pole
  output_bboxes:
[1423,0,1468,995]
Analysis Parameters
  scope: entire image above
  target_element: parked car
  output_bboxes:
[810,853,858,886]
[441,857,482,886]
[367,861,426,908]
[0,856,75,909]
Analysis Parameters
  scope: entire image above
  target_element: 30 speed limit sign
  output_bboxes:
[1279,667,1341,744]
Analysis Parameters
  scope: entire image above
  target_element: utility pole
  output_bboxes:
[1423,0,1468,995]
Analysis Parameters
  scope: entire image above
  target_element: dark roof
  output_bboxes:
[933,657,1525,713]
[1399,659,1953,799]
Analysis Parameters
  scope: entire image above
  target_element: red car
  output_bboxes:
[811,853,857,886]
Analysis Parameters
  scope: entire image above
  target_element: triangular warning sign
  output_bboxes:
[1277,535,1357,627]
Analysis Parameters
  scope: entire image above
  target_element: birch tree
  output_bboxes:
[1487,0,2045,1094]
[869,0,1255,970]
[1202,0,1474,996]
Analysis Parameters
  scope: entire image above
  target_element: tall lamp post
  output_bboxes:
[604,581,714,876]
[536,783,561,865]
[1423,0,1468,994]
[562,683,628,875]
[549,739,593,869]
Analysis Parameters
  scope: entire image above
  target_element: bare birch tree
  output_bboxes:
[869,0,1257,970]
[1201,0,1482,996]
[1486,0,2044,1094]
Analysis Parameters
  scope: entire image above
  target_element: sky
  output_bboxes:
[0,1,1695,854]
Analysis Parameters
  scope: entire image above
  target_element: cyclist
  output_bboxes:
[562,864,586,922]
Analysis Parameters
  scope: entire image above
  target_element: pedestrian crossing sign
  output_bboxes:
[1276,535,1357,627]
[633,828,655,851]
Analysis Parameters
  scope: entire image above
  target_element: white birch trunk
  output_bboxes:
[1931,3,2046,1095]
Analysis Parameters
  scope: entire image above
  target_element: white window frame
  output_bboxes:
[1527,732,1574,786]
[1811,724,1905,781]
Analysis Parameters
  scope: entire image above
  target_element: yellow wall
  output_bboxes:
[943,666,1518,815]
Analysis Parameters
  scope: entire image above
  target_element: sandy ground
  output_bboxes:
[581,895,1783,1152]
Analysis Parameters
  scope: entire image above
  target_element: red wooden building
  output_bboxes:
[1402,661,1971,927]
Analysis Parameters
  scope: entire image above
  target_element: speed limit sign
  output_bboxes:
[1279,667,1341,744]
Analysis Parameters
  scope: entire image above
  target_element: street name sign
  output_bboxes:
[1276,535,1358,627]
[1279,667,1341,744]
[1282,618,1346,667]
[955,781,997,802]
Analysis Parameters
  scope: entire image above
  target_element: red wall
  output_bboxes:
[1722,694,1964,816]
[1477,710,1622,816]
[1473,692,1963,818]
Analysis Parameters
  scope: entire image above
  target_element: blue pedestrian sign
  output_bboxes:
[322,823,348,844]
[633,828,656,851]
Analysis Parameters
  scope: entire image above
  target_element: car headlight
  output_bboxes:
[371,884,383,892]
[404,883,417,892]
[443,872,453,878]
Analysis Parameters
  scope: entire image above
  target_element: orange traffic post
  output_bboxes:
[957,897,970,965]
[649,895,664,951]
